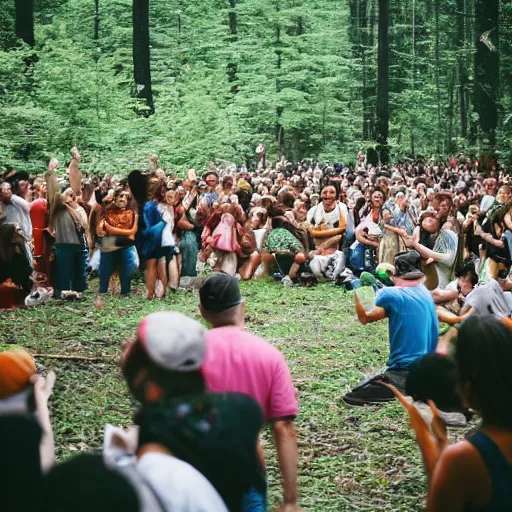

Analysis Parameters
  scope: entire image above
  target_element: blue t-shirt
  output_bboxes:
[375,284,438,370]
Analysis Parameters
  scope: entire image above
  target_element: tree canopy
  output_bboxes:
[1,0,511,174]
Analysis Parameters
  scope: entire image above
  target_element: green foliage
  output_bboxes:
[0,0,511,173]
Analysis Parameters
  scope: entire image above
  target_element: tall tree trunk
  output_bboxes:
[15,0,35,47]
[447,70,456,153]
[368,0,376,140]
[275,0,284,156]
[227,0,238,95]
[376,0,389,164]
[435,0,441,154]
[457,0,468,139]
[132,0,154,115]
[291,0,304,156]
[410,0,416,156]
[473,0,499,158]
[94,0,100,40]
[360,0,369,140]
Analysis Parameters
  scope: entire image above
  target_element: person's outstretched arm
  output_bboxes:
[405,238,455,265]
[10,193,31,213]
[355,294,386,324]
[30,371,56,472]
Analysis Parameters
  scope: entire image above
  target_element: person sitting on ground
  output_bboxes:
[432,260,478,322]
[343,250,438,406]
[306,184,347,278]
[474,203,512,281]
[354,188,386,273]
[198,272,301,512]
[263,206,307,286]
[439,267,512,325]
[414,317,512,511]
[405,214,458,290]
[0,216,33,294]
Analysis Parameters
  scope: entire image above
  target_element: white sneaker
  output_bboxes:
[281,276,295,287]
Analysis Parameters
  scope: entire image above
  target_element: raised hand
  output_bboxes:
[48,157,60,172]
[70,146,81,162]
[382,382,448,479]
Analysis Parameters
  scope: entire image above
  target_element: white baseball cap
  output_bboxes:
[137,312,206,372]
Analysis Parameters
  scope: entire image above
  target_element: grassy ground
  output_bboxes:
[0,278,467,510]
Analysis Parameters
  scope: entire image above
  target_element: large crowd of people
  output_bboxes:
[1,146,512,511]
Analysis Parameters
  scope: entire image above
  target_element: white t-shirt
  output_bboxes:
[465,279,511,318]
[137,452,228,512]
[103,425,227,512]
[157,203,176,247]
[307,202,348,229]
[433,229,458,289]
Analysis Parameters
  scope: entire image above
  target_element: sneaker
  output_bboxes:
[343,374,396,406]
[281,276,295,287]
[273,272,284,281]
[25,287,54,307]
[343,381,396,406]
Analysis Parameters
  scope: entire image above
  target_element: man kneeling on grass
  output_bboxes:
[343,250,438,406]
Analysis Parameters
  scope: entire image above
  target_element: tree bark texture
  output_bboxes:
[133,0,154,115]
[275,0,284,156]
[376,0,389,163]
[94,0,100,41]
[474,0,499,151]
[457,0,468,138]
[15,0,35,47]
[227,0,238,95]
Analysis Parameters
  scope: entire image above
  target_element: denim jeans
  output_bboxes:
[180,230,198,277]
[99,247,139,295]
[54,243,88,297]
[243,487,266,512]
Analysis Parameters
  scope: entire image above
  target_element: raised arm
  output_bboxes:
[474,223,504,248]
[68,146,82,195]
[46,157,61,223]
[10,193,31,213]
[406,238,455,265]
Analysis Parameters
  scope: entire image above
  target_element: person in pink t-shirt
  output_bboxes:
[199,272,300,512]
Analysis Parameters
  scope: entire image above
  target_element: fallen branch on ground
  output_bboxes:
[32,353,116,362]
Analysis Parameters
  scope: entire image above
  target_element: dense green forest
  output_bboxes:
[1,0,511,173]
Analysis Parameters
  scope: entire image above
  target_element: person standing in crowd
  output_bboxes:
[97,188,139,296]
[140,177,168,299]
[30,176,48,271]
[198,273,300,512]
[46,149,89,298]
[0,180,33,268]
